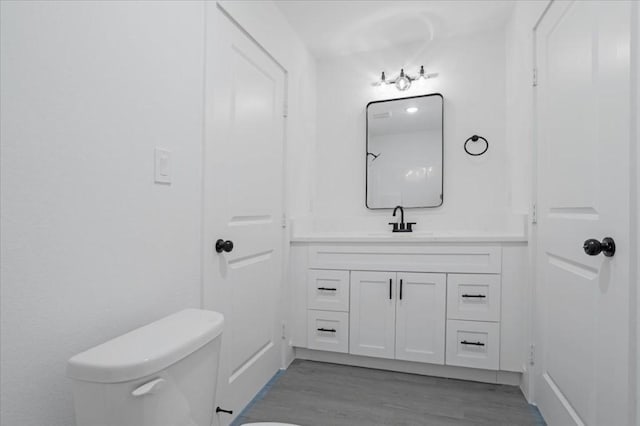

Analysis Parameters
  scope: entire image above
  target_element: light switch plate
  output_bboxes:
[154,148,171,184]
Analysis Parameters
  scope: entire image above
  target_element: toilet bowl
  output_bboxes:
[67,309,298,426]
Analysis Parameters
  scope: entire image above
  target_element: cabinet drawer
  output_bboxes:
[307,310,349,353]
[307,269,349,312]
[446,320,499,370]
[447,274,501,322]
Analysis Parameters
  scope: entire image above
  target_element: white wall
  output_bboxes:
[311,29,525,234]
[0,2,205,424]
[0,1,316,425]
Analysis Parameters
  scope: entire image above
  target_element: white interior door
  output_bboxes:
[349,271,396,359]
[534,1,632,425]
[203,5,285,425]
[395,272,446,364]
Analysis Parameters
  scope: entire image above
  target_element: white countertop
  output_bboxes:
[290,232,528,243]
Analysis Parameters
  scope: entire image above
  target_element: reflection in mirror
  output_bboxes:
[366,94,443,209]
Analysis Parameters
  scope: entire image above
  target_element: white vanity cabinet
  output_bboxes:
[289,237,528,384]
[350,271,446,364]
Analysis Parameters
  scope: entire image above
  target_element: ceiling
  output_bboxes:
[274,0,515,58]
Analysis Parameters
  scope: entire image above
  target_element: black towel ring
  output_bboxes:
[464,135,488,156]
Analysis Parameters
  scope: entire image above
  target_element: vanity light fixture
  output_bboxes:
[372,65,438,91]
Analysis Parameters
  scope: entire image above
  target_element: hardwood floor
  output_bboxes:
[234,360,545,426]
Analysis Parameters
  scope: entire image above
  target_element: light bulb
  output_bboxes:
[395,69,411,91]
[418,65,426,80]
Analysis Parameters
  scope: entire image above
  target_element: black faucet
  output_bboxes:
[389,206,416,233]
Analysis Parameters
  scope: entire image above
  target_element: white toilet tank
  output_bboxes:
[67,309,224,426]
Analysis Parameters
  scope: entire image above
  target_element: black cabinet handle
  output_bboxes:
[389,278,392,300]
[216,407,233,415]
[399,279,403,300]
[317,287,337,291]
[317,328,336,333]
[461,340,485,347]
[461,294,486,298]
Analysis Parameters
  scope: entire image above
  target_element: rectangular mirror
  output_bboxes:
[366,94,443,209]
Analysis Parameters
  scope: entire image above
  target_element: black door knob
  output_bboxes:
[215,239,234,253]
[583,237,615,257]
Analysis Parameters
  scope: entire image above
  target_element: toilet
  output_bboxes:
[67,309,297,426]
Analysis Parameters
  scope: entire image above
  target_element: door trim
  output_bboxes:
[529,0,554,408]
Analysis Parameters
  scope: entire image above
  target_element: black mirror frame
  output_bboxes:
[365,93,444,210]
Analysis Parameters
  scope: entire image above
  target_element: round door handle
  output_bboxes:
[215,239,234,253]
[583,237,615,257]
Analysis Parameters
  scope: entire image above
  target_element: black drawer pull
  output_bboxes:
[399,279,403,300]
[462,294,486,298]
[389,278,392,300]
[317,287,337,291]
[317,328,336,333]
[461,340,485,347]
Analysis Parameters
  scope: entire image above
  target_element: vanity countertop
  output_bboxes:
[290,232,528,244]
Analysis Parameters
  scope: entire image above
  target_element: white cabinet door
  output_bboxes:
[395,273,446,364]
[307,310,349,353]
[446,320,500,370]
[446,274,500,322]
[307,269,350,312]
[349,271,396,359]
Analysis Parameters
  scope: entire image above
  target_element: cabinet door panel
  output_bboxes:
[446,319,499,370]
[395,272,446,364]
[447,274,500,322]
[307,310,349,353]
[307,269,350,312]
[349,271,396,358]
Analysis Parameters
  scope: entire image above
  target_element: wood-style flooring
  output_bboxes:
[234,360,545,426]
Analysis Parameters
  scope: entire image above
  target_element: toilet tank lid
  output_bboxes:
[66,309,224,383]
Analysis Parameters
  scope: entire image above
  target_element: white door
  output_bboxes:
[203,5,285,425]
[534,1,633,425]
[349,271,396,358]
[395,273,446,364]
